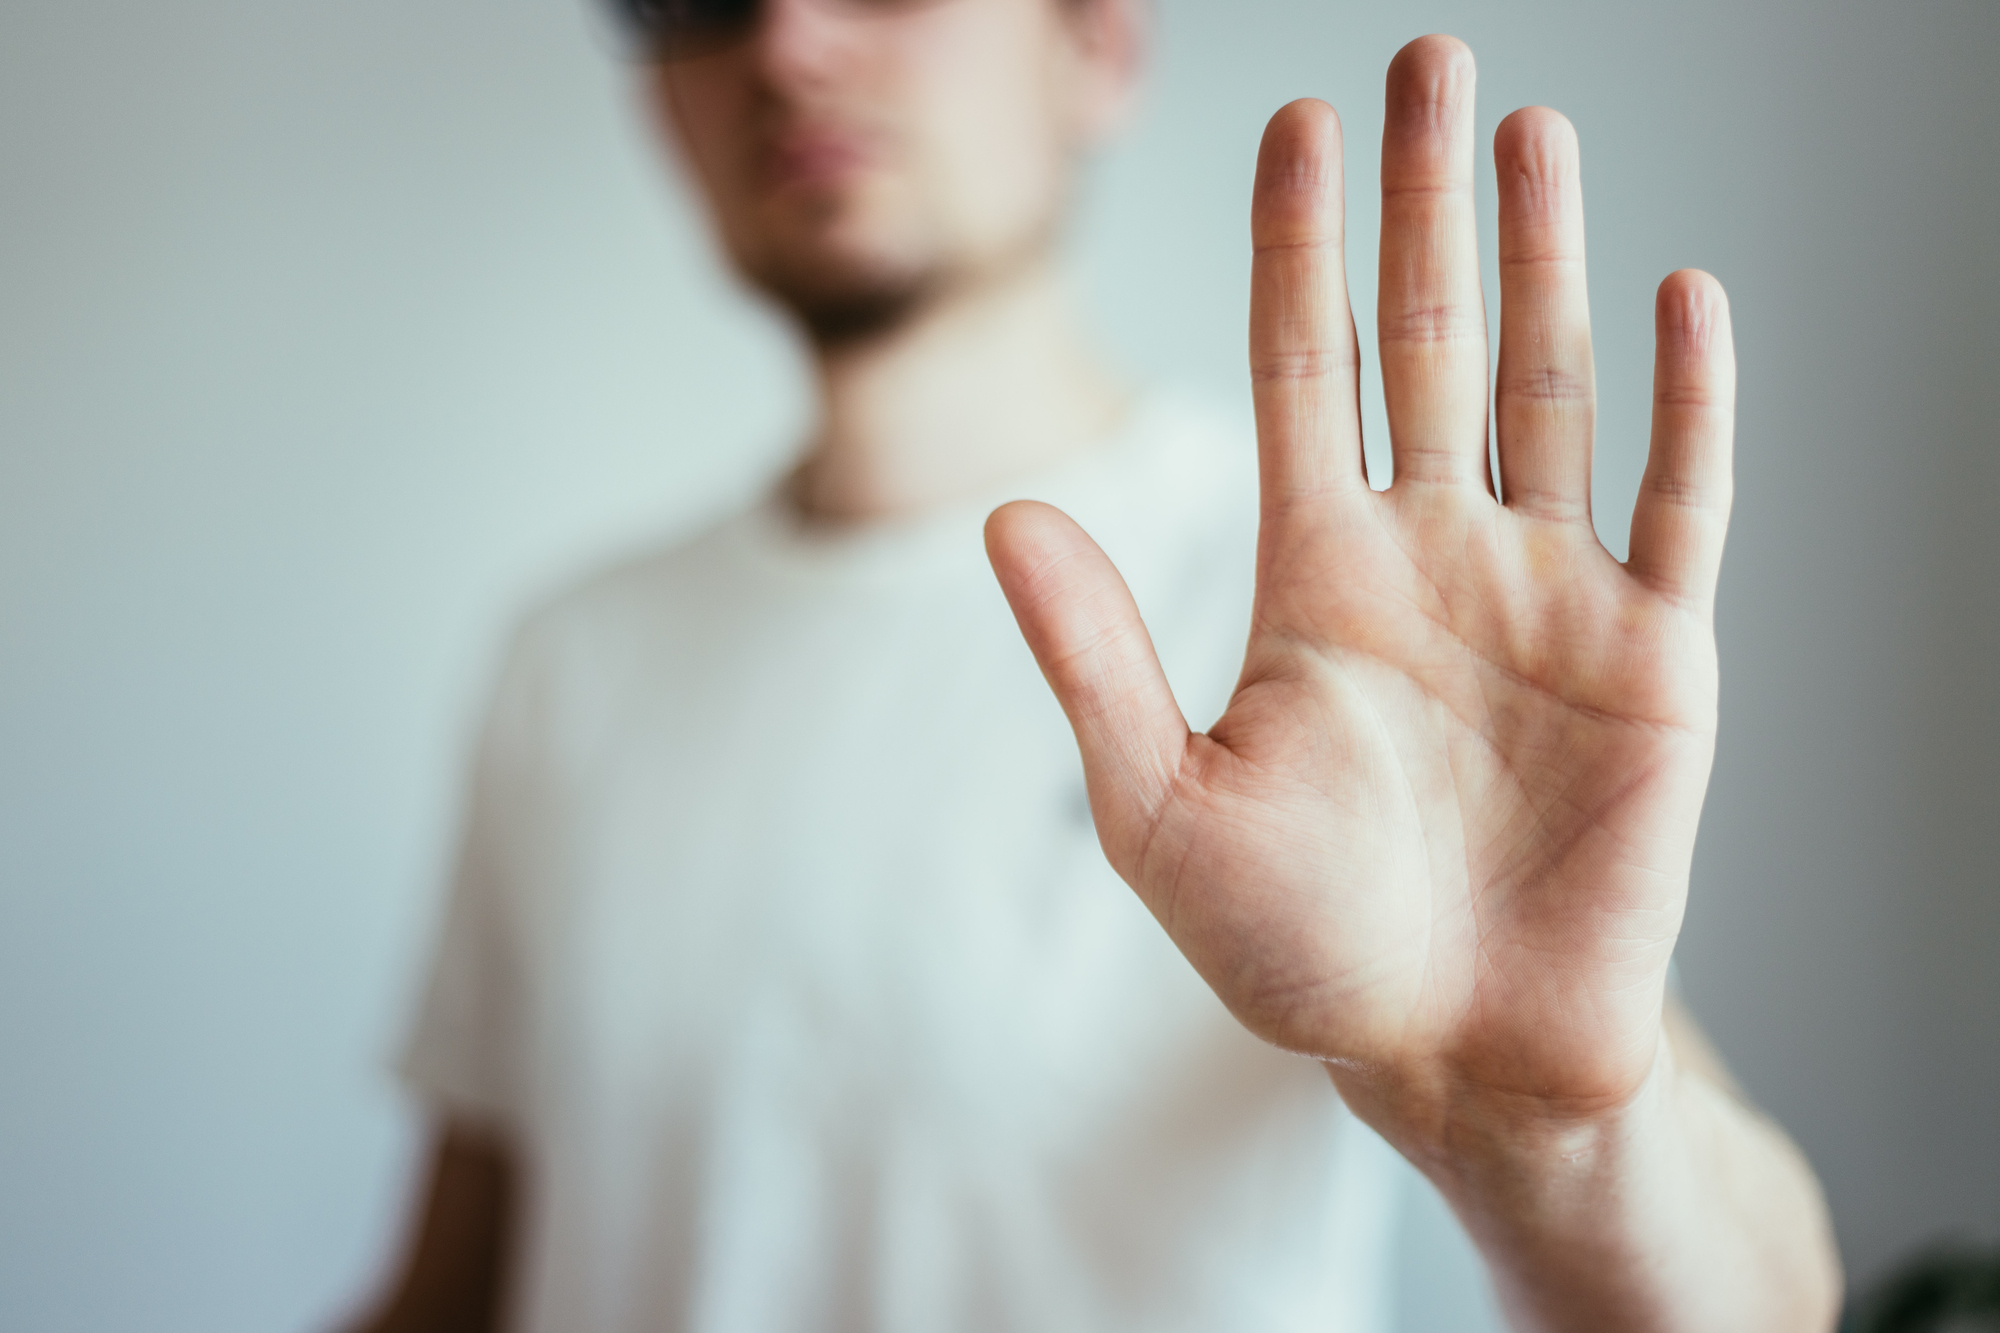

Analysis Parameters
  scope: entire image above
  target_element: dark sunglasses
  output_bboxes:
[608,0,945,60]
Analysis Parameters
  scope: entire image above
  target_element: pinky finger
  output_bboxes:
[1628,270,1735,609]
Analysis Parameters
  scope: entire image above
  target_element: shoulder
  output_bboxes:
[1079,390,1255,544]
[509,503,762,671]
[474,504,763,763]
[1071,389,1259,599]
[1073,390,1261,721]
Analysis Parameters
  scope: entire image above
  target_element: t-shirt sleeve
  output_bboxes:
[395,623,552,1134]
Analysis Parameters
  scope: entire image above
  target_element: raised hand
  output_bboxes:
[985,36,1735,1135]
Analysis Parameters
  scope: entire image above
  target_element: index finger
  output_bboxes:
[1627,270,1735,609]
[1249,99,1366,513]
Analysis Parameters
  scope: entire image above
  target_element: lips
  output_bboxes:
[761,124,880,192]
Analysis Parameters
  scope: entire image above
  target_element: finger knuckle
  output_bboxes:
[1498,365,1593,406]
[1379,301,1484,346]
[1250,348,1358,383]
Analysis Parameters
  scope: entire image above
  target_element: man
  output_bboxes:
[351,1,1842,1329]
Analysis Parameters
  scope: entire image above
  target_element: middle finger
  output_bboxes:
[1378,35,1490,491]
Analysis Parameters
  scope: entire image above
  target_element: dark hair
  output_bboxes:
[599,0,1098,60]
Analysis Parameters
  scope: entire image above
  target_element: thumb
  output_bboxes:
[984,500,1189,871]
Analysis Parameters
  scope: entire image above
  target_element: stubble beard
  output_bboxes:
[740,215,1061,352]
[756,261,947,349]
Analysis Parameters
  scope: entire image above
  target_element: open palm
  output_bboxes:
[986,37,1735,1120]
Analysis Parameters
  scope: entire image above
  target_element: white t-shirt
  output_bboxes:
[399,392,1401,1333]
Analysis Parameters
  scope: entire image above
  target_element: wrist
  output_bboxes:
[1321,1034,1682,1232]
[1326,1040,1841,1332]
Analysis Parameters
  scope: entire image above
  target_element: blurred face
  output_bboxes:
[648,0,1136,342]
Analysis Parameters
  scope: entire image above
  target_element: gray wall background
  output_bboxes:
[2,1,1994,1329]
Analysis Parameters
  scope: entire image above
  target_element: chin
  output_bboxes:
[759,264,940,346]
[740,226,947,346]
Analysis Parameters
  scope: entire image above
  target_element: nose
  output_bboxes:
[747,0,855,90]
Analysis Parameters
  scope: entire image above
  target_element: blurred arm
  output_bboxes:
[341,1120,515,1333]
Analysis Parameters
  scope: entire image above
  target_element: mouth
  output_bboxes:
[759,121,884,194]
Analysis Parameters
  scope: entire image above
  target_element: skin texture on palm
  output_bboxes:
[985,37,1736,1152]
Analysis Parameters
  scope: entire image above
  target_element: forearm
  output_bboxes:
[1330,1044,1842,1333]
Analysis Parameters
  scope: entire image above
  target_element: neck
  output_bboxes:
[792,256,1131,524]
